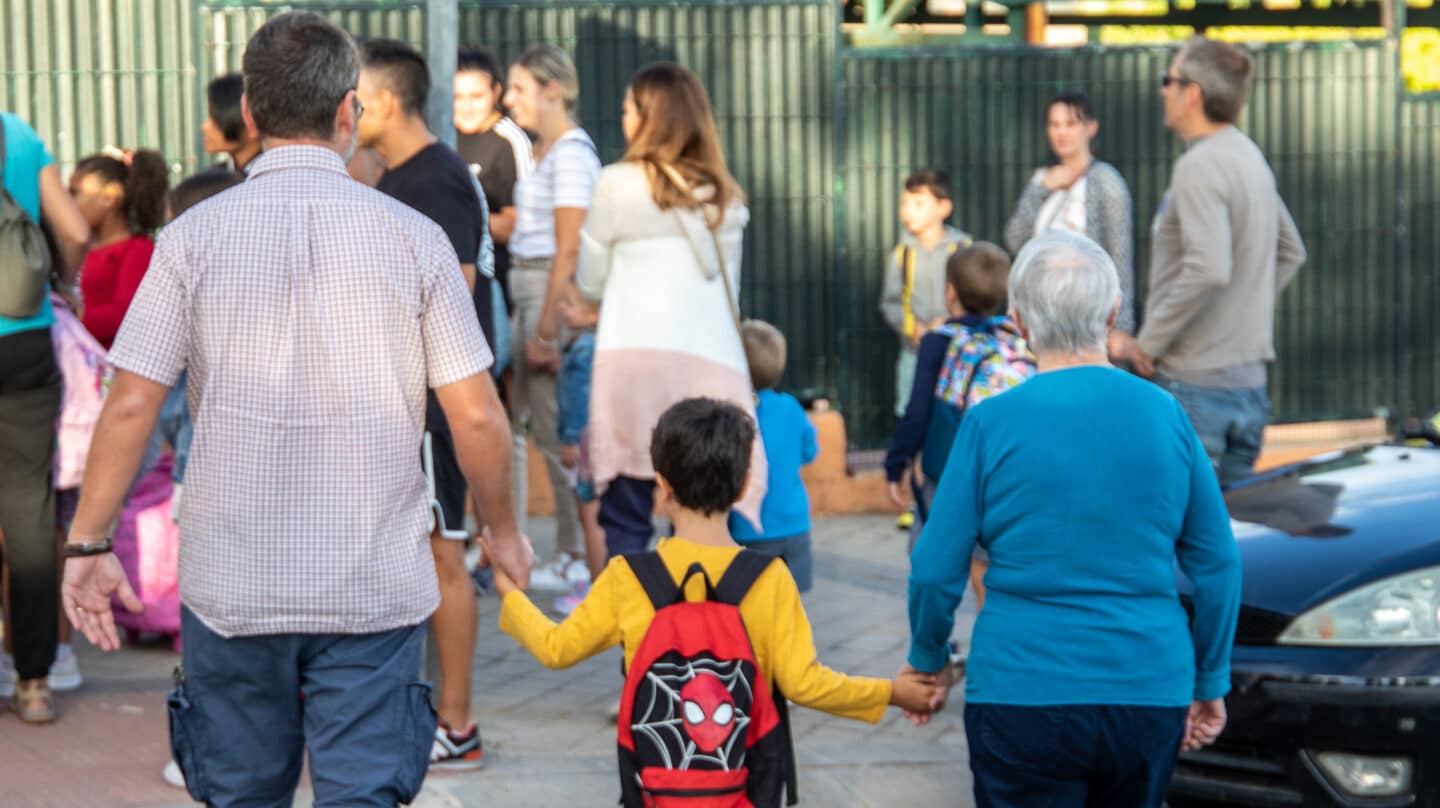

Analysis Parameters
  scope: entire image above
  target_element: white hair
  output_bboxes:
[1009,230,1121,355]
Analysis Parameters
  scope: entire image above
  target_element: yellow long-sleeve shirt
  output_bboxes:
[499,537,893,724]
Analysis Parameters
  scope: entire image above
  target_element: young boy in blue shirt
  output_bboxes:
[728,320,818,592]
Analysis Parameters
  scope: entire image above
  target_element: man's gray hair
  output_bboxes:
[1009,230,1120,355]
[1178,37,1254,125]
[242,12,359,140]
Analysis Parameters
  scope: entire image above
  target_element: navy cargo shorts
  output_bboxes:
[167,606,434,807]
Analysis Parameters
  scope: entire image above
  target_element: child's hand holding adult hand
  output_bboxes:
[481,527,535,595]
[891,665,942,719]
[560,444,579,469]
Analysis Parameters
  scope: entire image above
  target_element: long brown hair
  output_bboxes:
[621,62,742,222]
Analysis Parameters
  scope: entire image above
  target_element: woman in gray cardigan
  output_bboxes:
[1004,91,1138,361]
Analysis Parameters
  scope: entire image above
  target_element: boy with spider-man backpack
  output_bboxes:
[489,397,938,807]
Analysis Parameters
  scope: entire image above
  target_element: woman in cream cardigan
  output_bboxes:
[576,62,766,557]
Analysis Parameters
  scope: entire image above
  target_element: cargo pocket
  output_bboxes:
[394,681,437,803]
[166,672,210,802]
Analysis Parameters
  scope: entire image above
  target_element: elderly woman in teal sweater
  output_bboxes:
[906,230,1241,808]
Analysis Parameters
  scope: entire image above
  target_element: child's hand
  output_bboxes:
[909,323,928,347]
[887,482,908,512]
[479,528,530,597]
[560,444,579,469]
[891,667,941,717]
[490,559,520,597]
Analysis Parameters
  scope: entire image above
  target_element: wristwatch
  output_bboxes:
[65,538,114,557]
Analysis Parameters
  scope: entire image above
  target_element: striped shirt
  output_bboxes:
[510,128,601,260]
[495,116,534,184]
[107,146,493,638]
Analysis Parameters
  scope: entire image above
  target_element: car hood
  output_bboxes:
[1205,446,1440,619]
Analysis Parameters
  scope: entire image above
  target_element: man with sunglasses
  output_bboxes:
[1136,36,1308,486]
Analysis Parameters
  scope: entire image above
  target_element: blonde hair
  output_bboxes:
[741,320,787,391]
[622,62,742,221]
[514,43,580,112]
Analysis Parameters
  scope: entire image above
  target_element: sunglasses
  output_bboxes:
[1159,73,1194,89]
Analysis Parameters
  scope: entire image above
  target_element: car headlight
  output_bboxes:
[1279,566,1440,646]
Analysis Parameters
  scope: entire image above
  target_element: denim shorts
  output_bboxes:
[167,607,434,807]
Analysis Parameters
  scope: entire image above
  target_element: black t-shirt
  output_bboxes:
[377,142,494,356]
[457,127,526,312]
[456,129,519,211]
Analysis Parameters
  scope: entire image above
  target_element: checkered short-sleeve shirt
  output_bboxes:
[109,146,492,638]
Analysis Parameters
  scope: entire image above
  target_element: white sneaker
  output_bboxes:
[565,561,592,588]
[0,653,14,699]
[48,643,83,691]
[529,553,578,592]
[162,759,187,789]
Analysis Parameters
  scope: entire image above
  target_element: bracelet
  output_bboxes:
[65,537,114,557]
[534,335,558,349]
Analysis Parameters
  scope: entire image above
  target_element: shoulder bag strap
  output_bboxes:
[655,162,742,336]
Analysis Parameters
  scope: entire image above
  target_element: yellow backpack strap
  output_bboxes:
[899,245,917,340]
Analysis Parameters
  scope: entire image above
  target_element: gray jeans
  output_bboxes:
[508,261,581,557]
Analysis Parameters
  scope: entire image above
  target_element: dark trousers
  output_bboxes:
[599,476,657,558]
[0,328,60,681]
[168,607,434,807]
[965,703,1187,808]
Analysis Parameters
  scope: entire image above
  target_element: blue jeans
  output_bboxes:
[167,607,434,807]
[1159,378,1270,485]
[157,370,193,482]
[741,531,814,593]
[965,703,1186,808]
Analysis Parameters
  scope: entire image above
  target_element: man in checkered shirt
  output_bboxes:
[59,12,533,805]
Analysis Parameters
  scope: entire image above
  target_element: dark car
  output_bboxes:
[1169,441,1440,807]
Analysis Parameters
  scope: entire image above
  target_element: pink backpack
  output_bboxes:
[49,294,109,489]
[113,455,182,648]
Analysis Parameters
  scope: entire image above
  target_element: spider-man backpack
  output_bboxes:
[618,550,798,808]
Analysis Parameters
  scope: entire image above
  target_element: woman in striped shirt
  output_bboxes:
[503,44,602,589]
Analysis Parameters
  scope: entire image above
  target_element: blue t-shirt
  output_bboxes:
[907,366,1241,707]
[1,112,56,336]
[729,390,818,542]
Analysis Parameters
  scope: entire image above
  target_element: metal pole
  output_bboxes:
[426,0,458,147]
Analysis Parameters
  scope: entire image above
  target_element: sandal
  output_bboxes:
[14,678,56,724]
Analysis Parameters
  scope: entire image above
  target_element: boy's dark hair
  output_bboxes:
[458,47,505,94]
[206,74,247,143]
[903,169,953,203]
[169,168,244,219]
[361,39,431,119]
[650,398,755,517]
[1046,90,1096,124]
[740,320,787,391]
[947,241,1012,316]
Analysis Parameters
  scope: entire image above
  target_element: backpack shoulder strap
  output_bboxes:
[625,552,680,612]
[714,549,775,607]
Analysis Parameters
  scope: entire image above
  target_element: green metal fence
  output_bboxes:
[0,0,196,177]
[3,0,1435,448]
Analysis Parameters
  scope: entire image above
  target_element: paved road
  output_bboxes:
[0,515,976,807]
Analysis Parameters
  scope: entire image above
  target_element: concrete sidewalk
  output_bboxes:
[0,515,974,807]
